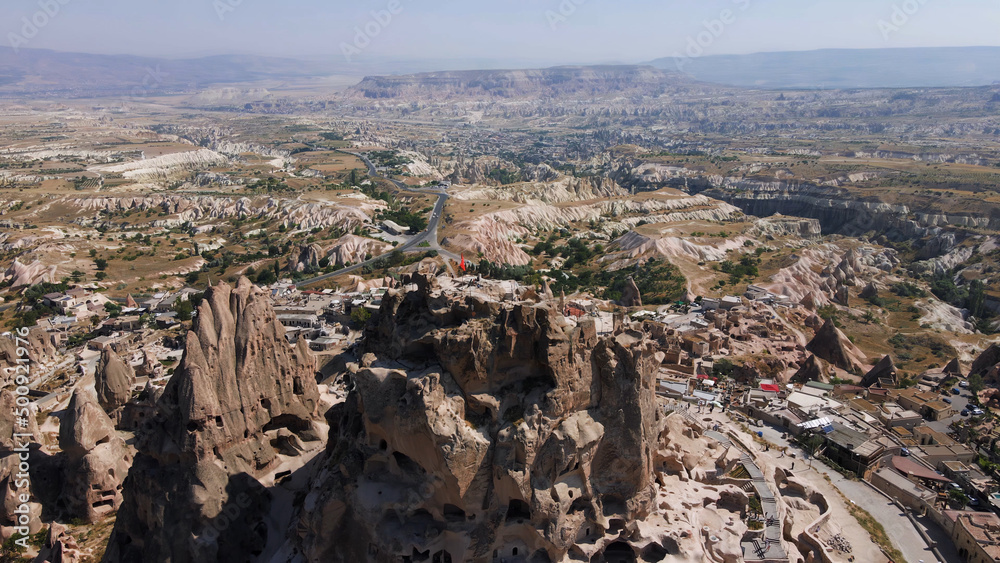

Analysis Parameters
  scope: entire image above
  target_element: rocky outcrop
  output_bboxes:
[104,278,322,562]
[292,243,324,273]
[944,358,963,377]
[805,319,866,373]
[94,348,135,414]
[1,328,58,386]
[860,356,897,388]
[620,276,642,307]
[58,388,131,523]
[792,355,828,384]
[2,259,56,288]
[326,234,391,267]
[69,194,381,232]
[971,344,1000,381]
[287,273,666,562]
[860,282,879,300]
[747,215,822,239]
[32,522,82,563]
[0,389,42,531]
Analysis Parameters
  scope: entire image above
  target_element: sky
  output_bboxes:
[3,0,999,66]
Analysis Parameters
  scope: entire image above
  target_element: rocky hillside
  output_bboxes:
[104,278,324,562]
[280,274,747,562]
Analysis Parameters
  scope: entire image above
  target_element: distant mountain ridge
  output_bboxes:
[647,47,1000,89]
[2,46,999,99]
[0,47,344,97]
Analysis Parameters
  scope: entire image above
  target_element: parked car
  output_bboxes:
[962,410,970,416]
[952,388,962,395]
[949,483,963,490]
[942,398,953,404]
[961,381,970,388]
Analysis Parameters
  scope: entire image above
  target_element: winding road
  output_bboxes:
[295,151,461,288]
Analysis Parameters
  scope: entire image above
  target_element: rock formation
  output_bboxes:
[292,243,324,273]
[860,356,897,388]
[0,389,42,532]
[792,355,828,384]
[805,319,866,373]
[287,273,668,562]
[971,344,1000,381]
[943,358,963,377]
[32,522,82,563]
[1,328,58,386]
[104,278,323,562]
[2,259,55,288]
[94,348,135,414]
[620,276,642,307]
[860,282,879,300]
[326,234,391,267]
[58,388,132,523]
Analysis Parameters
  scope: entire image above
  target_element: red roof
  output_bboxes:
[891,456,950,483]
[760,384,781,393]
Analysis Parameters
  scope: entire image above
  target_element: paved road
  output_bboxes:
[755,422,952,563]
[295,151,460,288]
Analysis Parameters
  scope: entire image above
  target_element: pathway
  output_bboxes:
[704,430,787,562]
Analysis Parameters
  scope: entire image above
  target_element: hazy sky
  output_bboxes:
[4,0,999,65]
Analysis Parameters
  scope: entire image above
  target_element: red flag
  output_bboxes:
[460,255,466,272]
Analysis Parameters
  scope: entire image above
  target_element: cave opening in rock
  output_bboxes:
[443,504,466,522]
[594,541,636,563]
[505,499,531,522]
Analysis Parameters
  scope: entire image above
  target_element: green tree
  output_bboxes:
[175,299,194,322]
[351,307,372,327]
[969,373,985,395]
[94,258,108,271]
[968,279,987,319]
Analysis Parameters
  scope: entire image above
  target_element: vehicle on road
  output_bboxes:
[942,398,952,404]
[952,388,961,395]
[961,381,970,388]
[961,410,970,416]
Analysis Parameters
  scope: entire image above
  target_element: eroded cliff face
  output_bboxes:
[290,274,663,562]
[702,180,1000,256]
[104,278,322,563]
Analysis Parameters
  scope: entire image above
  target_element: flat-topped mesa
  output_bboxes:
[291,273,663,562]
[104,277,322,563]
